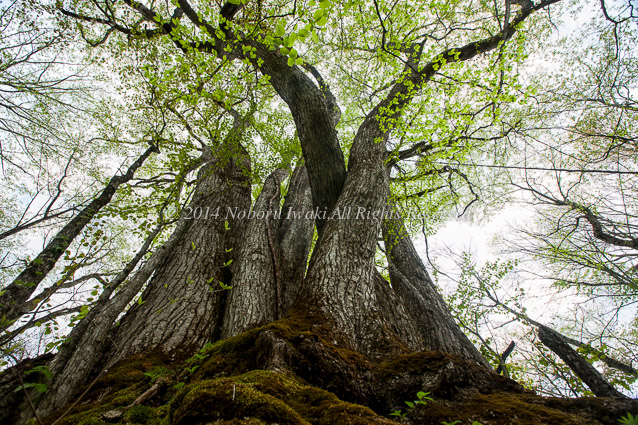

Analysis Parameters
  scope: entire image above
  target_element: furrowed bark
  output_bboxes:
[0,144,159,332]
[538,325,626,398]
[278,165,315,313]
[382,217,490,367]
[221,168,287,338]
[103,150,251,366]
[370,270,423,353]
[298,102,395,354]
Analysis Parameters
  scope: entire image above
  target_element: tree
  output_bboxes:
[2,0,638,424]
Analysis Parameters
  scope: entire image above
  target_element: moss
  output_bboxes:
[43,315,631,425]
[144,366,175,382]
[46,383,144,425]
[169,369,394,425]
[170,378,309,425]
[191,312,366,382]
[190,326,262,378]
[410,393,600,425]
[44,354,173,425]
[74,418,109,425]
[125,405,155,424]
[286,386,394,425]
[89,352,173,394]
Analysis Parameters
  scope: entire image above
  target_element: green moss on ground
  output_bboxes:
[42,315,633,425]
[410,393,599,425]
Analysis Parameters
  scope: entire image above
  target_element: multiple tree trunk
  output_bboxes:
[1,1,630,422]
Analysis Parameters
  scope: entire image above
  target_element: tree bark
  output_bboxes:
[221,168,287,338]
[296,105,404,355]
[278,165,315,313]
[103,151,251,365]
[13,5,573,421]
[35,218,174,418]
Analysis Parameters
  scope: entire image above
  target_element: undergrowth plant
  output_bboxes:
[389,391,434,419]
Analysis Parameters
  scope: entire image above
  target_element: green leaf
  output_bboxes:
[288,57,295,66]
[275,24,285,37]
[313,9,324,21]
[14,382,48,393]
[26,365,53,380]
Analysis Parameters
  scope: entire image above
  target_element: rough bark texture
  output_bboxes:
[0,144,158,332]
[538,325,626,398]
[278,165,315,312]
[244,40,347,231]
[383,217,490,367]
[221,168,287,338]
[103,154,251,365]
[298,115,403,356]
[5,4,625,425]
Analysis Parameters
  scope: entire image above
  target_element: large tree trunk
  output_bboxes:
[104,151,251,366]
[10,3,596,423]
[31,146,252,419]
[294,113,422,356]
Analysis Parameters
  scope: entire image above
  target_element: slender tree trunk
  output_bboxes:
[0,144,158,332]
[278,165,315,313]
[538,325,625,398]
[221,168,287,338]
